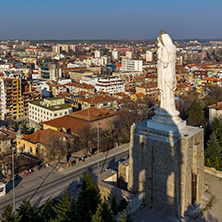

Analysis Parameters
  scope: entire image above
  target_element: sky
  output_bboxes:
[0,0,222,40]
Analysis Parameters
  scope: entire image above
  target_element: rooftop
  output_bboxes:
[23,129,73,145]
[30,99,71,111]
[81,95,117,104]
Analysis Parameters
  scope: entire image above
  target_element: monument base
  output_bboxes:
[147,108,186,133]
[128,119,204,218]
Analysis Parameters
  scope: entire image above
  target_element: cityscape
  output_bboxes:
[0,1,222,222]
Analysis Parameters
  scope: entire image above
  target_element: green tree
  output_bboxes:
[91,204,103,222]
[188,100,205,126]
[40,199,58,222]
[92,201,115,222]
[205,157,211,167]
[1,205,21,222]
[205,132,222,164]
[118,198,128,212]
[13,122,19,132]
[119,210,132,222]
[17,200,40,222]
[111,197,118,215]
[52,190,75,222]
[21,124,27,134]
[215,157,220,168]
[75,170,101,222]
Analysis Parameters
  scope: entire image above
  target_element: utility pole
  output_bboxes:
[97,123,101,177]
[12,146,15,212]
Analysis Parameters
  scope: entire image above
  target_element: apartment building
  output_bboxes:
[80,95,118,111]
[135,82,159,101]
[29,97,73,127]
[96,76,125,95]
[146,50,153,62]
[0,78,24,120]
[39,62,61,80]
[121,59,143,72]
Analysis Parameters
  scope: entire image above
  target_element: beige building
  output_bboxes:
[69,70,93,83]
[208,102,222,124]
[80,95,118,111]
[29,97,73,127]
[0,128,16,155]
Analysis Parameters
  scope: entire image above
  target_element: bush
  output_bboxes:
[206,157,211,167]
[215,157,220,168]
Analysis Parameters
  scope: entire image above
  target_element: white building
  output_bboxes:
[96,76,125,95]
[29,97,73,127]
[112,50,119,60]
[146,50,153,62]
[126,51,133,59]
[121,59,143,72]
[94,50,103,58]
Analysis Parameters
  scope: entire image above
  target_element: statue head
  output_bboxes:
[159,32,173,46]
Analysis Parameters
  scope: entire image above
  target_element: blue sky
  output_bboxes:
[0,0,221,40]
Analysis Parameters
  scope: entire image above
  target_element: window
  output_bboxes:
[55,113,57,117]
[30,147,33,153]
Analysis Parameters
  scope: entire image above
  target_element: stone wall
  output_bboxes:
[128,120,204,218]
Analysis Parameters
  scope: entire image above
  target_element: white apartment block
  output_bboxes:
[121,59,143,72]
[112,50,119,60]
[96,76,125,95]
[146,50,153,62]
[91,56,111,66]
[126,51,133,59]
[52,44,77,54]
[29,97,73,127]
[94,50,103,58]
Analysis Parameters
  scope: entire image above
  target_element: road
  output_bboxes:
[0,143,129,212]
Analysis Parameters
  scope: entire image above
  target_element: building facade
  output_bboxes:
[29,97,73,127]
[96,76,125,95]
[121,59,143,72]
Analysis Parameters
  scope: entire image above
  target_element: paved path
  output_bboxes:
[202,173,222,222]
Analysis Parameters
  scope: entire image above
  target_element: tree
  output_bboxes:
[119,210,132,222]
[75,170,101,222]
[40,199,58,222]
[21,124,27,134]
[17,200,40,222]
[206,157,211,167]
[205,132,222,164]
[13,122,19,132]
[111,197,118,215]
[188,100,205,126]
[53,190,75,222]
[215,157,220,168]
[92,201,115,222]
[91,204,103,222]
[1,205,21,222]
[44,133,67,162]
[76,126,97,155]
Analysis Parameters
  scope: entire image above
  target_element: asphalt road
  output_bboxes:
[0,144,129,212]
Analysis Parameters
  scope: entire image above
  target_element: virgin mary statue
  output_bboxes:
[157,32,177,114]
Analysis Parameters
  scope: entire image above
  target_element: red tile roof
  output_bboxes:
[69,107,116,121]
[23,129,73,145]
[43,108,116,134]
[208,102,222,110]
[81,95,116,104]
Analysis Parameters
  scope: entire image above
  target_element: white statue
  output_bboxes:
[157,32,177,114]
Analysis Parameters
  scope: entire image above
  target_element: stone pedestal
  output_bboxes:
[128,116,204,218]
